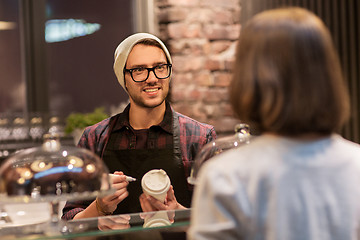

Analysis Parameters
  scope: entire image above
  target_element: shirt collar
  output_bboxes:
[112,101,173,134]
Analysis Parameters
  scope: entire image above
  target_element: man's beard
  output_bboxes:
[134,97,165,109]
[128,89,167,109]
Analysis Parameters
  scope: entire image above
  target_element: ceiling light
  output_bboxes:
[0,21,16,30]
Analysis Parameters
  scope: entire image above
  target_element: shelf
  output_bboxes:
[0,137,74,163]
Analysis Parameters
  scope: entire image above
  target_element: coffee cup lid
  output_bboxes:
[142,169,170,192]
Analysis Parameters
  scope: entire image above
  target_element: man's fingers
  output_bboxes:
[147,195,167,210]
[166,185,175,201]
[140,194,157,212]
[116,189,129,203]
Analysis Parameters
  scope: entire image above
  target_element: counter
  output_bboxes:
[0,208,191,240]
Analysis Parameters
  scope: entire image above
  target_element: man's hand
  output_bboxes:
[97,171,129,215]
[139,185,186,212]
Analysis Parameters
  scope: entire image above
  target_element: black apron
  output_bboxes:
[102,117,192,215]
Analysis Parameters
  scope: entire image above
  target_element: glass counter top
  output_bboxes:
[0,208,191,240]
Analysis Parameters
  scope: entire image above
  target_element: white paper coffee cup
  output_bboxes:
[109,173,116,183]
[141,169,171,203]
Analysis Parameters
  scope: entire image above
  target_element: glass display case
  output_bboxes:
[0,133,190,240]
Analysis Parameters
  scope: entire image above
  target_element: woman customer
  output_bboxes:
[188,7,360,240]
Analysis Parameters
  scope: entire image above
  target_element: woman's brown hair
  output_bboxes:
[230,7,350,136]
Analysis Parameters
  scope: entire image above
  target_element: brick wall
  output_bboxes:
[155,0,242,136]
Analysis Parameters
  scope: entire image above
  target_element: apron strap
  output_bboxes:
[172,111,182,166]
[100,115,119,159]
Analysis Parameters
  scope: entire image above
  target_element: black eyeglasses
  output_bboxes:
[124,64,172,82]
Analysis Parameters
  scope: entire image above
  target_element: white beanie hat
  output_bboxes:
[113,33,172,91]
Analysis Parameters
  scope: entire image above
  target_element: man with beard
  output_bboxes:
[62,33,217,219]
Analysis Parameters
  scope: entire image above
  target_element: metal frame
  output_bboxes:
[19,0,48,114]
[132,0,157,34]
